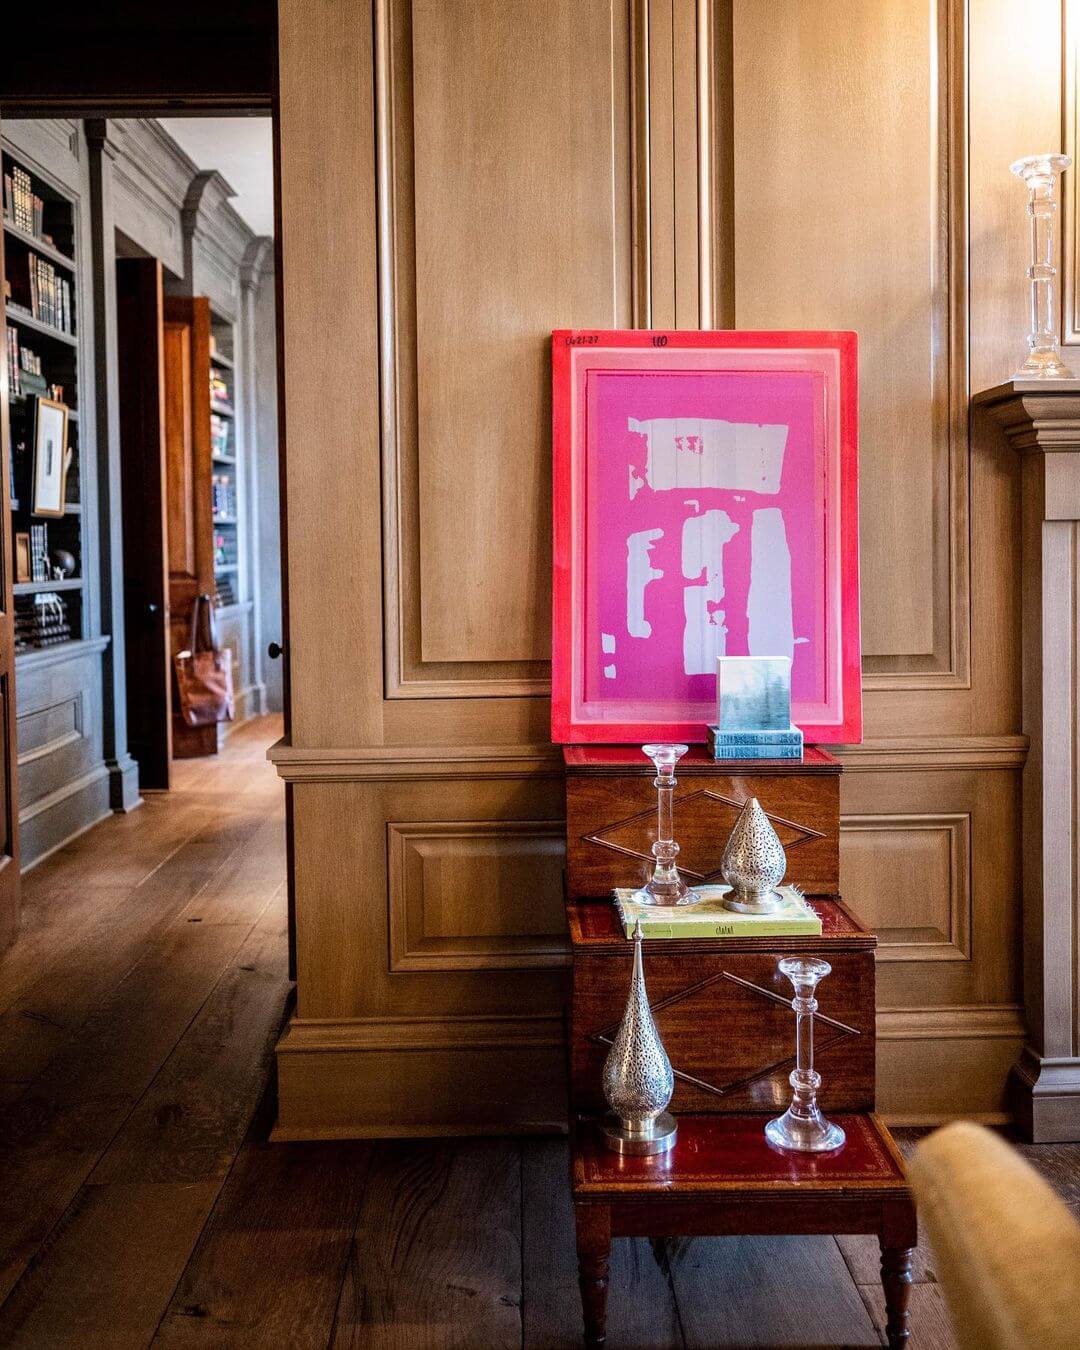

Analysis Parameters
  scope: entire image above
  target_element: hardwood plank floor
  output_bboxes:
[0,713,1074,1348]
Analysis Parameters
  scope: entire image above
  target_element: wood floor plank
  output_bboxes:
[0,715,282,1018]
[836,1230,937,1285]
[0,1180,222,1349]
[0,810,287,1301]
[0,902,290,1347]
[669,1234,881,1348]
[859,1279,956,1350]
[153,1136,372,1348]
[331,1140,522,1349]
[89,882,288,1184]
[521,1139,684,1350]
[0,809,280,1092]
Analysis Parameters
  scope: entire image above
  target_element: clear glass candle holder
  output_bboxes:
[638,743,697,906]
[765,956,846,1153]
[1011,153,1074,380]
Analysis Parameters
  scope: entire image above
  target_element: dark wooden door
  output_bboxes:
[0,116,21,945]
[116,257,171,789]
[161,295,216,759]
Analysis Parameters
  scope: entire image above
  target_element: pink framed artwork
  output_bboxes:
[551,330,861,745]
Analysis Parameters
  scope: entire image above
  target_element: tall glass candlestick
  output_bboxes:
[1011,153,1074,380]
[639,743,696,905]
[765,957,846,1153]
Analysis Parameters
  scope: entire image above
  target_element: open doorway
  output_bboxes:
[2,113,282,846]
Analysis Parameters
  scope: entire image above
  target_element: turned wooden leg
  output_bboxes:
[880,1243,914,1349]
[575,1203,611,1348]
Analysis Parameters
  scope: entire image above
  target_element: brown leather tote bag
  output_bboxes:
[174,593,234,727]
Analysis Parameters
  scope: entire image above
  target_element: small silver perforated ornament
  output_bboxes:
[600,920,677,1155]
[720,797,786,913]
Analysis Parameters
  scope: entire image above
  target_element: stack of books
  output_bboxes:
[707,724,804,760]
[209,370,230,407]
[3,165,43,238]
[14,595,72,651]
[210,413,231,457]
[614,884,822,939]
[26,255,72,334]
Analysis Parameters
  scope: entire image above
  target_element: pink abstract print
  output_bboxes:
[551,330,859,744]
[582,367,828,723]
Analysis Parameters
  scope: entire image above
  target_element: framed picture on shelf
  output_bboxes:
[31,397,70,518]
[14,532,31,584]
[550,329,861,745]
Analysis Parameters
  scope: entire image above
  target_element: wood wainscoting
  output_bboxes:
[272,0,1047,1137]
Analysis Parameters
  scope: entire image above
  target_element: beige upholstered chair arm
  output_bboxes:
[908,1122,1080,1350]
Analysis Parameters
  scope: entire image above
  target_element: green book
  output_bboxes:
[613,884,822,940]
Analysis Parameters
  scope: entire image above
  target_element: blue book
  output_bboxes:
[712,744,803,761]
[708,724,803,759]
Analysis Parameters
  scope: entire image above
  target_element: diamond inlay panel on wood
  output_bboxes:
[571,948,874,1117]
[565,759,840,898]
[585,790,824,882]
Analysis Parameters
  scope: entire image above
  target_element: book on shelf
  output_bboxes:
[4,166,52,246]
[209,370,229,405]
[613,884,822,939]
[707,722,804,760]
[25,255,72,334]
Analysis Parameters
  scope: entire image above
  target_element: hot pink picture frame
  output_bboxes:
[551,330,861,745]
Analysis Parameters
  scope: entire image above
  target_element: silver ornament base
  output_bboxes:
[600,1111,678,1156]
[723,888,785,914]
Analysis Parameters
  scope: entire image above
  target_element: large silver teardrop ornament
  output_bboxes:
[720,796,787,913]
[600,919,677,1155]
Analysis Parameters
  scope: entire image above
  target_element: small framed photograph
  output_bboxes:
[31,397,70,518]
[14,533,31,584]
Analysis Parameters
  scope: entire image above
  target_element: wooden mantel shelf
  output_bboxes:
[977,379,1080,1141]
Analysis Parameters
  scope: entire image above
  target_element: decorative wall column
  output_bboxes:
[85,119,141,812]
[239,236,272,717]
[977,380,1080,1141]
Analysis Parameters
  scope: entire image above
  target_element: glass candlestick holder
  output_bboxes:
[765,956,846,1153]
[1011,153,1074,380]
[637,743,697,906]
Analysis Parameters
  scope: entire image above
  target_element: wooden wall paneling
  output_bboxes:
[732,0,969,690]
[291,773,567,1022]
[841,761,1023,1121]
[842,765,1020,1011]
[379,0,634,699]
[277,0,384,747]
[271,0,1042,1136]
[841,812,971,963]
[277,769,570,1137]
[387,820,567,971]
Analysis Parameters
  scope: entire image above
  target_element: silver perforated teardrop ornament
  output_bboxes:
[720,797,786,913]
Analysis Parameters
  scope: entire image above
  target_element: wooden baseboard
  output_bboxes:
[273,1004,1026,1139]
[273,1014,568,1140]
[1008,1045,1080,1142]
[876,1004,1025,1123]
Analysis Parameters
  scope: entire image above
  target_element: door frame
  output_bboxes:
[0,25,294,967]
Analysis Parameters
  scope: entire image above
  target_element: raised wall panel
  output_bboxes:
[732,0,969,687]
[380,0,634,696]
[841,813,971,962]
[387,820,567,970]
